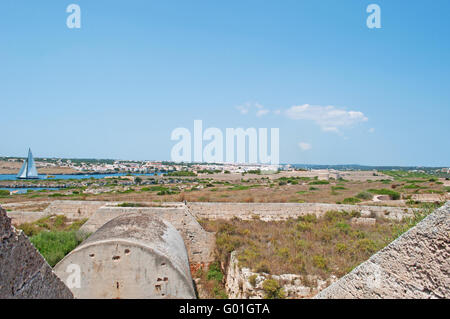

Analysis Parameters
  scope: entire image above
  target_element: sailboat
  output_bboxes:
[17,148,39,179]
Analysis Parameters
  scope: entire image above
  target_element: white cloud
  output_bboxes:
[298,142,312,151]
[256,109,270,117]
[236,103,251,114]
[369,128,375,133]
[237,102,270,117]
[285,104,368,133]
[236,102,265,115]
[273,109,281,115]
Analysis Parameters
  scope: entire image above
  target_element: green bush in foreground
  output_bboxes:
[30,231,84,267]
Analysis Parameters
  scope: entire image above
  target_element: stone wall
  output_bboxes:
[0,206,73,299]
[7,211,49,225]
[4,200,109,225]
[315,201,450,299]
[43,200,108,219]
[188,202,414,221]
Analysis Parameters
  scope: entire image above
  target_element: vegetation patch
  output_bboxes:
[0,189,10,197]
[309,180,330,185]
[342,197,361,204]
[30,231,84,267]
[117,202,146,207]
[18,215,88,237]
[199,205,436,291]
[166,171,197,177]
[194,262,228,299]
[262,278,285,299]
[356,192,373,200]
[367,188,401,200]
[18,215,88,267]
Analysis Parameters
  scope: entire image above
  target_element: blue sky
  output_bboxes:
[0,0,449,166]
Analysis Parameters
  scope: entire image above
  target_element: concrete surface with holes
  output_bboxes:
[54,212,196,299]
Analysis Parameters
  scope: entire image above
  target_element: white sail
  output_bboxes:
[26,149,38,178]
[17,160,28,179]
[17,148,39,179]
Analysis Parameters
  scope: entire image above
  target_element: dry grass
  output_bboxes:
[199,207,434,280]
[2,174,447,207]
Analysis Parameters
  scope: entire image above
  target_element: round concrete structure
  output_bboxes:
[54,212,196,299]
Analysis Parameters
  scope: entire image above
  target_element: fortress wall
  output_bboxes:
[315,201,450,299]
[7,211,50,225]
[5,200,110,225]
[43,200,109,219]
[79,206,215,266]
[188,202,414,221]
[54,212,196,299]
[0,206,73,299]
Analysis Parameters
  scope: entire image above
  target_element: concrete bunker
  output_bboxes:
[54,212,196,299]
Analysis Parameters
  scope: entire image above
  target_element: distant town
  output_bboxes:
[1,156,449,177]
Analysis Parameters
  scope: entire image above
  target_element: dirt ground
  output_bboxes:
[0,160,77,175]
[1,172,447,207]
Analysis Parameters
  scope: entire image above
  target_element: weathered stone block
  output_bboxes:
[0,206,73,299]
[315,201,450,299]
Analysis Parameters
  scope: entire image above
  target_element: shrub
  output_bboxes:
[335,242,348,254]
[298,214,317,223]
[238,246,260,265]
[30,231,83,267]
[255,261,271,274]
[296,221,312,232]
[343,197,361,204]
[356,238,378,254]
[356,192,373,200]
[249,274,258,287]
[403,184,426,189]
[324,210,343,221]
[18,222,40,237]
[276,247,290,260]
[213,284,228,298]
[309,180,329,185]
[312,255,328,270]
[262,279,285,299]
[0,189,10,196]
[367,188,400,200]
[207,262,224,282]
[335,222,351,234]
[157,189,178,195]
